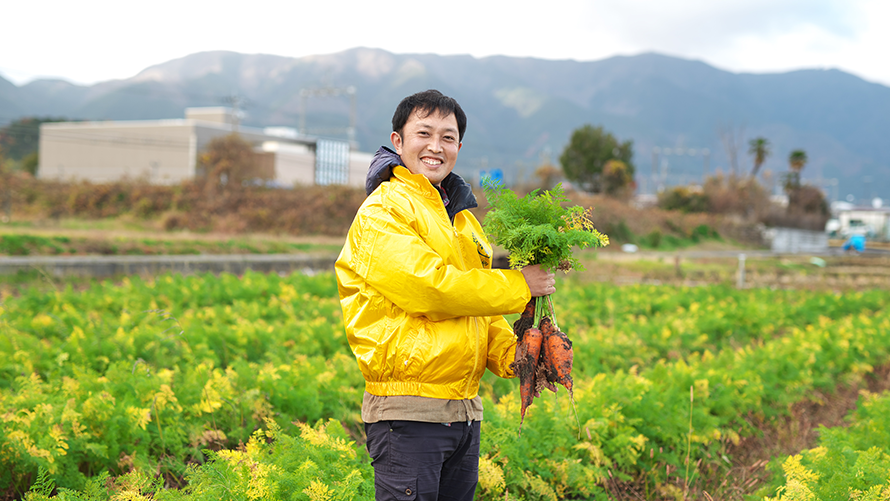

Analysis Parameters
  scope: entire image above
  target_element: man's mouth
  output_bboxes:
[422,157,443,166]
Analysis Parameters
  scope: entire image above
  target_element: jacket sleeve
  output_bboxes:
[486,315,518,378]
[346,206,530,321]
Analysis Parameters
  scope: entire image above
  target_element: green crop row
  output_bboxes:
[22,419,375,501]
[3,271,890,500]
[0,233,343,257]
[0,235,73,256]
[760,390,890,501]
[547,281,888,377]
[478,302,890,500]
[1,272,364,495]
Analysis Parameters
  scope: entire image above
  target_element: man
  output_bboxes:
[335,89,555,501]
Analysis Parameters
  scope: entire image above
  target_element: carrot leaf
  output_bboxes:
[481,180,609,272]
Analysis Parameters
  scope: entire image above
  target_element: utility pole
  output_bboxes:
[701,148,710,179]
[221,95,248,132]
[651,147,659,195]
[652,145,712,189]
[299,85,357,145]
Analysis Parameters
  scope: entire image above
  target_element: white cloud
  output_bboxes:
[1,0,887,87]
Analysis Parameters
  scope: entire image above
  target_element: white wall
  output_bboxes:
[39,121,195,184]
[771,228,829,253]
[259,142,315,187]
[838,210,890,239]
[348,151,374,189]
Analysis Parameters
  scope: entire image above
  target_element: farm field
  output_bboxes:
[0,226,344,258]
[3,265,890,500]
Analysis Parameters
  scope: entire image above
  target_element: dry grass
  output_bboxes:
[5,174,767,248]
[4,173,365,236]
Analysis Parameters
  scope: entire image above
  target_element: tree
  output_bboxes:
[717,122,745,175]
[782,148,827,219]
[602,159,635,199]
[783,149,808,193]
[559,124,634,193]
[0,116,67,161]
[198,134,261,191]
[533,162,562,191]
[788,149,807,173]
[748,137,771,178]
[21,151,39,176]
[658,185,709,213]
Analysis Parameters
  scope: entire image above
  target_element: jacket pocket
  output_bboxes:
[403,321,432,381]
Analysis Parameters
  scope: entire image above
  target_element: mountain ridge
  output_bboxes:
[2,48,888,200]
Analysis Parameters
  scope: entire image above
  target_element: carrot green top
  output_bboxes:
[481,181,609,272]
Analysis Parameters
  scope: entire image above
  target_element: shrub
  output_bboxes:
[702,174,770,217]
[658,186,709,213]
[602,159,636,200]
[1,177,366,236]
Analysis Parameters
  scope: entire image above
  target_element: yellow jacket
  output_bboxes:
[335,164,530,400]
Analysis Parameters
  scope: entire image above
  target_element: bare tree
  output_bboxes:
[717,122,745,176]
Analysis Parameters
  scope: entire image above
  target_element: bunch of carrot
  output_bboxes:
[480,180,607,434]
[510,296,575,434]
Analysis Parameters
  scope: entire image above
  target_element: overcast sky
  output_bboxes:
[2,0,888,87]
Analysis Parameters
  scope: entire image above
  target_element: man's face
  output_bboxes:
[391,108,462,186]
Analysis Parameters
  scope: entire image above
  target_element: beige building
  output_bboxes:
[38,107,372,188]
[836,206,890,240]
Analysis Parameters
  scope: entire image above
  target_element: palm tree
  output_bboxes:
[785,149,807,190]
[788,149,807,173]
[748,137,771,178]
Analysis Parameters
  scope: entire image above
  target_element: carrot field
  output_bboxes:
[3,270,890,500]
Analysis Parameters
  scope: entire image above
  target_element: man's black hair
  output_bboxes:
[392,89,467,142]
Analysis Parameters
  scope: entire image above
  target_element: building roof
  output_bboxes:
[41,111,320,147]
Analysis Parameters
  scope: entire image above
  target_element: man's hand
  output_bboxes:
[521,264,556,297]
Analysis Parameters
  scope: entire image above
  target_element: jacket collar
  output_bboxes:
[366,146,478,220]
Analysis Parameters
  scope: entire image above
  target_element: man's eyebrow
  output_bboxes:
[415,121,458,134]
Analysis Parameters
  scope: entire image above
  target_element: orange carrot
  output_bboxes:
[535,363,558,394]
[539,316,573,396]
[547,338,573,395]
[516,315,578,436]
[538,317,556,380]
[512,297,536,343]
[536,316,556,394]
[516,327,543,433]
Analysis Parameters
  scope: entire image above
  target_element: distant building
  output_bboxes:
[770,227,829,254]
[38,107,371,188]
[832,204,890,240]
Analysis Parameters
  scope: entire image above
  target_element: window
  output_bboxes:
[315,139,350,185]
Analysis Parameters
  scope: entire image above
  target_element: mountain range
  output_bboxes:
[2,48,888,201]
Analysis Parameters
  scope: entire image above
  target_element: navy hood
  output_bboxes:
[365,146,478,220]
[366,146,403,196]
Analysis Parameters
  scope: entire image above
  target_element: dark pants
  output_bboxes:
[364,420,481,501]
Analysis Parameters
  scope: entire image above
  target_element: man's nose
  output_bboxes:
[428,137,443,153]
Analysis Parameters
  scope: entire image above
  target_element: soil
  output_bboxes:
[603,365,890,500]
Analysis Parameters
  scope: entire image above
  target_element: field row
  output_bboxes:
[0,233,342,257]
[764,390,890,500]
[3,271,890,499]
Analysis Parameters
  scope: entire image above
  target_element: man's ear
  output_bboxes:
[391,131,403,154]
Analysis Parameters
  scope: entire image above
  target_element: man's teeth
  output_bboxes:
[422,158,442,165]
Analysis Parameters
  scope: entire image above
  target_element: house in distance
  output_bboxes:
[38,107,372,187]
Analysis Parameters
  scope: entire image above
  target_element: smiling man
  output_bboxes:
[391,101,461,186]
[335,90,556,501]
